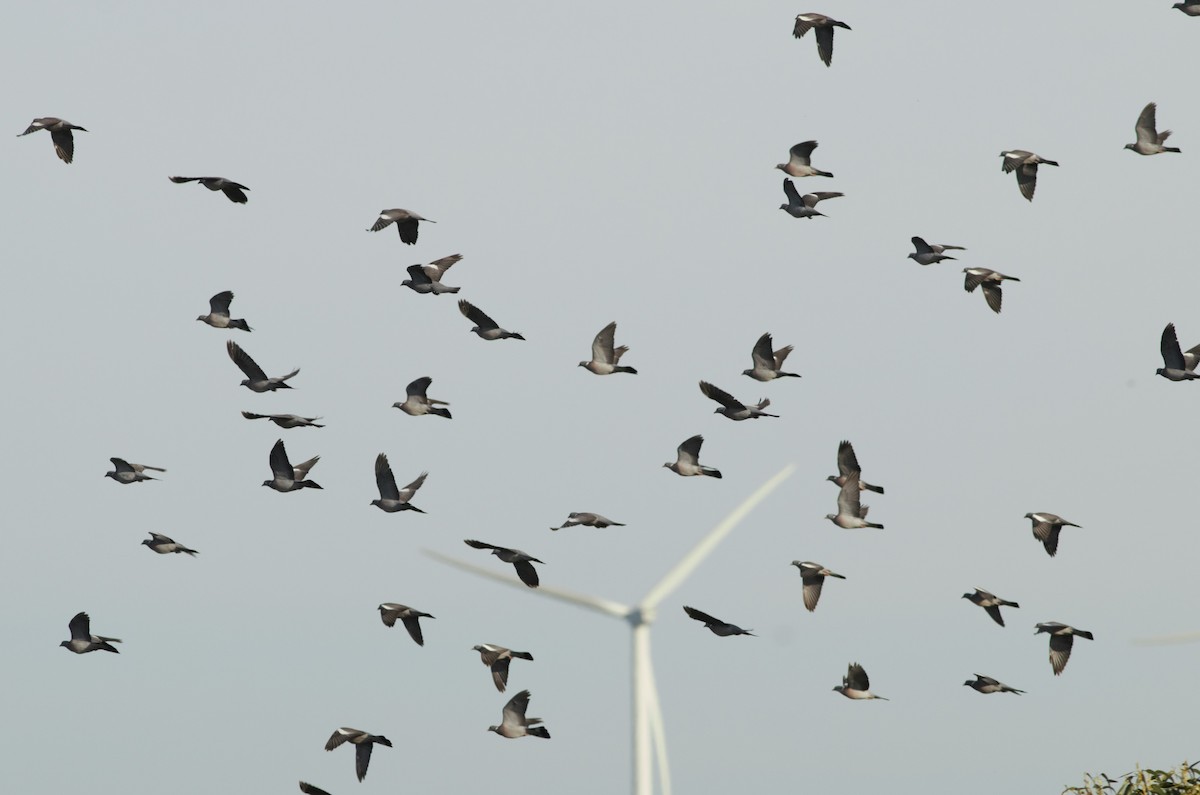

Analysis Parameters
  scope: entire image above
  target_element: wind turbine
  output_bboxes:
[424,464,795,795]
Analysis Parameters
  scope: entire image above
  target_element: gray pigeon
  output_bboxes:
[1035,622,1094,675]
[464,540,543,587]
[19,117,86,163]
[241,411,324,428]
[964,675,1024,695]
[393,376,451,418]
[377,603,435,646]
[743,333,800,381]
[827,440,884,494]
[1000,150,1058,201]
[682,605,754,636]
[908,237,965,266]
[263,439,322,492]
[791,561,846,612]
[489,690,550,739]
[826,473,884,528]
[1126,103,1181,155]
[371,454,427,513]
[550,512,626,531]
[833,662,887,700]
[793,13,851,66]
[700,381,778,421]
[402,254,462,295]
[780,179,842,219]
[197,291,251,331]
[459,299,525,341]
[106,457,158,484]
[1024,512,1080,557]
[141,532,198,556]
[962,588,1019,627]
[663,435,722,478]
[324,728,392,782]
[963,268,1020,314]
[168,176,249,203]
[1175,1,1200,14]
[474,643,534,692]
[776,140,833,178]
[227,340,299,392]
[579,321,637,374]
[60,612,120,654]
[368,209,434,245]
[1157,323,1200,381]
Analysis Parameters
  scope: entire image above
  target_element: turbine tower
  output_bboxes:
[425,464,795,795]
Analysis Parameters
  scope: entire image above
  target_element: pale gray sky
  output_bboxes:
[5,2,1199,793]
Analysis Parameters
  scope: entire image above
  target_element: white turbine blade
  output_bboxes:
[632,623,652,795]
[643,633,672,795]
[422,548,631,618]
[640,464,795,610]
[1132,631,1200,646]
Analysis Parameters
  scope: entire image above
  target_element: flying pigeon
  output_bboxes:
[699,381,778,421]
[368,209,434,245]
[488,689,550,739]
[963,268,1020,314]
[60,612,120,654]
[1035,622,1094,675]
[793,13,852,66]
[834,662,887,700]
[227,340,299,392]
[663,434,722,478]
[473,643,534,693]
[550,512,626,531]
[241,411,324,428]
[371,454,427,513]
[393,377,451,418]
[579,321,637,374]
[1024,512,1080,557]
[106,457,158,485]
[963,675,1024,695]
[826,440,884,494]
[197,291,251,331]
[169,176,250,203]
[378,603,435,646]
[464,540,543,587]
[790,561,846,612]
[18,117,86,163]
[459,299,525,341]
[324,728,392,782]
[962,588,1019,627]
[1157,323,1200,381]
[908,237,965,265]
[780,179,843,219]
[682,606,755,636]
[776,140,833,178]
[263,439,322,492]
[743,333,801,381]
[999,150,1058,201]
[141,532,198,556]
[826,473,884,528]
[1125,103,1181,155]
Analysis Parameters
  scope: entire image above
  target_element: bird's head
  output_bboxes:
[960,592,971,600]
[240,378,252,388]
[195,315,207,322]
[401,279,412,288]
[141,538,153,547]
[824,513,837,522]
[577,361,588,368]
[59,640,70,649]
[825,475,838,483]
[391,402,403,409]
[778,203,790,212]
[661,462,671,469]
[261,480,272,488]
[712,408,722,414]
[962,680,973,687]
[1156,367,1168,378]
[1023,513,1033,520]
[487,725,500,734]
[370,499,382,508]
[1123,143,1137,152]
[832,685,844,693]
[774,163,787,172]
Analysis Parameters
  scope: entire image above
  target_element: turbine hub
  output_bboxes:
[626,606,655,626]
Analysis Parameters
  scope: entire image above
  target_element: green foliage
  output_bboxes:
[1064,762,1200,795]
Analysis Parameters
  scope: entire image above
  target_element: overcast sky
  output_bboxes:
[5,2,1199,793]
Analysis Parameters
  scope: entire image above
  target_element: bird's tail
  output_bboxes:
[230,320,253,332]
[702,467,723,479]
[866,521,885,529]
[300,480,323,490]
[1002,600,1020,608]
[182,547,199,556]
[512,651,534,660]
[779,371,801,378]
[610,522,627,527]
[1165,147,1182,153]
[816,169,834,177]
[141,465,167,472]
[615,366,638,374]
[527,727,551,739]
[432,407,452,419]
[1042,160,1060,167]
[1075,630,1095,641]
[506,332,527,341]
[864,483,885,494]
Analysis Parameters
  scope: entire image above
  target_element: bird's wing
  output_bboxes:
[503,690,532,725]
[370,212,396,231]
[148,532,173,543]
[227,340,268,381]
[683,606,722,625]
[1162,323,1186,370]
[793,15,815,37]
[513,560,540,587]
[355,743,373,782]
[677,435,703,466]
[984,605,1006,627]
[169,176,200,184]
[399,471,428,500]
[490,656,512,692]
[1016,164,1038,201]
[407,376,432,399]
[209,291,234,316]
[50,128,75,162]
[292,456,320,480]
[750,333,775,370]
[836,440,861,477]
[789,140,817,166]
[814,26,835,66]
[962,269,986,293]
[426,253,462,279]
[299,782,333,795]
[405,264,432,285]
[269,440,294,479]
[911,236,934,255]
[110,457,134,473]
[782,178,802,205]
[836,475,864,517]
[401,615,426,646]
[981,283,1004,314]
[1000,152,1025,173]
[804,191,843,207]
[699,381,744,411]
[458,300,497,330]
[221,184,249,203]
[592,322,618,364]
[68,612,91,640]
[325,728,356,751]
[801,575,824,612]
[846,662,870,690]
[1135,103,1158,145]
[375,453,400,501]
[378,606,398,627]
[464,539,499,551]
[1048,634,1074,675]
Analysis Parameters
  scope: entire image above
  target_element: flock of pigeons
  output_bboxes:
[25,6,1199,792]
